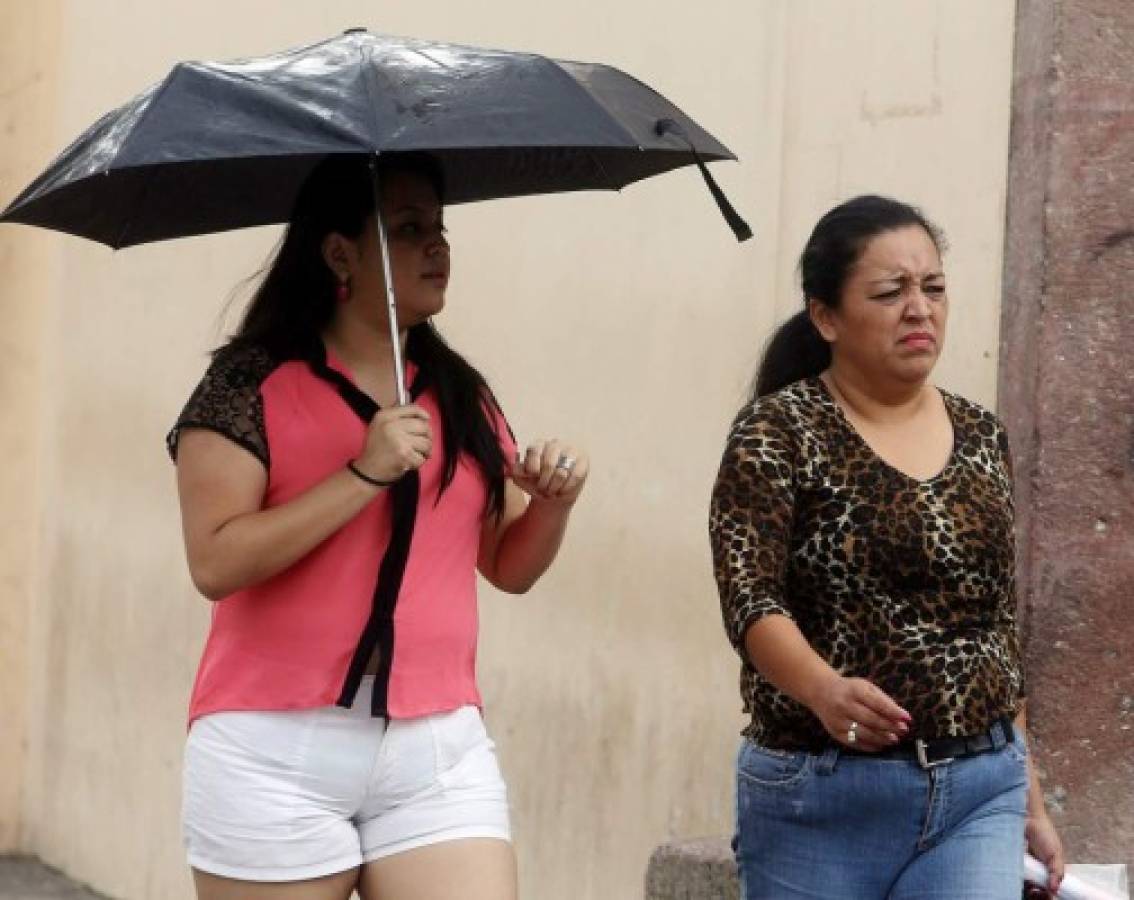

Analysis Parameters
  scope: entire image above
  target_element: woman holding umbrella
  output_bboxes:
[709,196,1064,899]
[169,153,587,899]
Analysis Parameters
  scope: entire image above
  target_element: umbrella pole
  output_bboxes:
[369,155,409,406]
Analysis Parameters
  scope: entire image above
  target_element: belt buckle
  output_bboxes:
[915,739,953,769]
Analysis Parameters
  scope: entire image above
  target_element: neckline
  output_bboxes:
[810,376,959,485]
[324,344,419,408]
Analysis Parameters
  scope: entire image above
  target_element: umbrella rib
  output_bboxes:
[410,48,455,71]
[110,64,186,174]
[601,66,735,160]
[111,162,161,249]
[211,31,341,73]
[105,64,191,247]
[358,43,385,154]
[541,60,643,192]
[544,60,641,150]
[584,148,618,192]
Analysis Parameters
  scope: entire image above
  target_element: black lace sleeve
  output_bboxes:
[166,343,278,468]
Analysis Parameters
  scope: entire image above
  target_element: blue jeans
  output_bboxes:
[734,724,1028,899]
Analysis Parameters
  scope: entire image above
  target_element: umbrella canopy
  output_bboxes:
[1,28,750,247]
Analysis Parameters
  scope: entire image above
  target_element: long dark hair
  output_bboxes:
[225,153,508,518]
[751,195,945,399]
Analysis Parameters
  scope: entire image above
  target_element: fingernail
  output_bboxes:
[888,733,899,743]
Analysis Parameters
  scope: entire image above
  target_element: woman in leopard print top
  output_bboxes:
[710,196,1064,899]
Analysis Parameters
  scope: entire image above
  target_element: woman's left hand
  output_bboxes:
[511,439,589,508]
[1026,811,1065,894]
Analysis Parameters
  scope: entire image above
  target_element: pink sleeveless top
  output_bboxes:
[168,343,516,724]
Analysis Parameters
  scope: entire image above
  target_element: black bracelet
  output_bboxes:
[347,460,397,488]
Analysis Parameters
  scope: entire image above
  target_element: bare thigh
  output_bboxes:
[357,839,517,900]
[193,867,359,900]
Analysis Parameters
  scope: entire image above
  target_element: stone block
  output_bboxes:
[644,838,738,900]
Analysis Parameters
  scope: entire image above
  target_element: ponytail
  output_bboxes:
[750,311,831,399]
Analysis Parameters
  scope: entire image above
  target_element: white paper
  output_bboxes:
[1024,854,1130,900]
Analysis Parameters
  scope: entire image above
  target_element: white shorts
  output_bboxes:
[182,684,511,882]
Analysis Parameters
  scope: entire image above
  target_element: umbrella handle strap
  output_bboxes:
[655,119,753,243]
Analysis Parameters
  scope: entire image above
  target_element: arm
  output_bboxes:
[478,439,588,594]
[996,421,1063,890]
[744,614,910,749]
[177,430,383,599]
[742,615,837,707]
[176,405,433,600]
[1014,704,1065,894]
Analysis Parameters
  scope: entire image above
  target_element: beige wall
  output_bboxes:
[1,1,1015,897]
[0,0,63,854]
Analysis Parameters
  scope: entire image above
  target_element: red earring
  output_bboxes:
[336,277,351,303]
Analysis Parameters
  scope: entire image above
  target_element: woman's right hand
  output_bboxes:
[354,404,433,484]
[809,675,912,751]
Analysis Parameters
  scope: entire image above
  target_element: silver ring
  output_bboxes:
[846,722,858,745]
[555,455,576,473]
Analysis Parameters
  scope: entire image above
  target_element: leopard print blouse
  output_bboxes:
[709,377,1025,750]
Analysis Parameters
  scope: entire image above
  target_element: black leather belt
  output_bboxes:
[842,715,1016,769]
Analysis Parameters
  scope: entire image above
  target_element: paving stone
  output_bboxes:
[0,857,111,900]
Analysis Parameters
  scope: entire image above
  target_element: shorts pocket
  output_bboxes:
[427,706,489,781]
[183,712,317,852]
[736,740,811,789]
[189,709,318,772]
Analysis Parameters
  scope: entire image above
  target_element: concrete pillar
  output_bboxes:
[999,0,1134,871]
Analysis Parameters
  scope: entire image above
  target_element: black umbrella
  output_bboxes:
[2,29,751,400]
